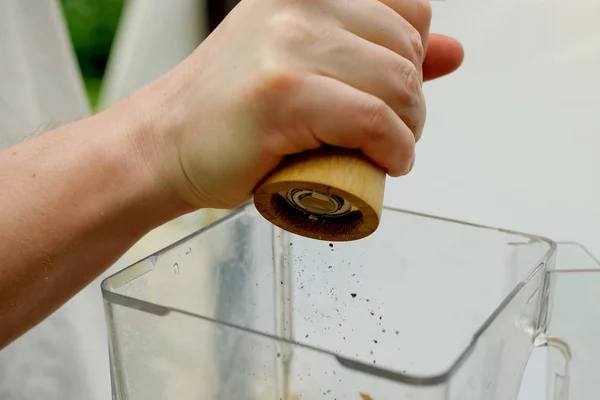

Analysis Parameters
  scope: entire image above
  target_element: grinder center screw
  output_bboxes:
[299,191,338,214]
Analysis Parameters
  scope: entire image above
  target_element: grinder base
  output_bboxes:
[253,148,385,241]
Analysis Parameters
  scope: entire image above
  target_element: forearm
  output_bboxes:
[0,98,191,348]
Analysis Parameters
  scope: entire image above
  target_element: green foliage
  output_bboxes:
[60,0,125,109]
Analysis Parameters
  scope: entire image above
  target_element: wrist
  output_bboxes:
[90,95,196,228]
[117,78,216,211]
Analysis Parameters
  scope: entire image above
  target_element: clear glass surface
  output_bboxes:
[543,243,600,400]
[103,203,556,399]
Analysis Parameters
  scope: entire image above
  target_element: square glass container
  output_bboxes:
[104,203,594,400]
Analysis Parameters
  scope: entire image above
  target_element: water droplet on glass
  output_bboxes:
[173,263,179,275]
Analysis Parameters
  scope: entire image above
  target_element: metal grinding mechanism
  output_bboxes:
[254,146,385,241]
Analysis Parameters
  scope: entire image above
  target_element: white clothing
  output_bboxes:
[0,1,221,399]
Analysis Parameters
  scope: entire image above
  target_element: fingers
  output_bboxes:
[330,0,426,71]
[320,0,430,139]
[334,2,464,84]
[253,0,454,177]
[278,75,416,177]
[303,31,426,140]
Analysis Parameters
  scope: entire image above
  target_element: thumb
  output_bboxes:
[422,34,465,82]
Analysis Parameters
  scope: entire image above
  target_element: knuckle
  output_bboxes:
[267,13,317,46]
[407,26,425,62]
[391,58,422,107]
[254,59,301,98]
[401,114,422,140]
[387,56,426,141]
[413,101,426,141]
[399,93,426,141]
[362,99,392,140]
[404,61,422,96]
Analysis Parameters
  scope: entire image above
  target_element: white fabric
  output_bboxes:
[0,0,219,399]
[98,0,208,108]
[0,0,89,147]
[0,1,105,400]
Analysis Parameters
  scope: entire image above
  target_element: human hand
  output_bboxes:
[128,0,464,210]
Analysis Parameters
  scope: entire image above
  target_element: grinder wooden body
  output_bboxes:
[253,147,385,241]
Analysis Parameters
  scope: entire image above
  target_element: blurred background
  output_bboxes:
[60,0,125,110]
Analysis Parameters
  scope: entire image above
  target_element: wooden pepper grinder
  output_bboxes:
[253,147,385,241]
